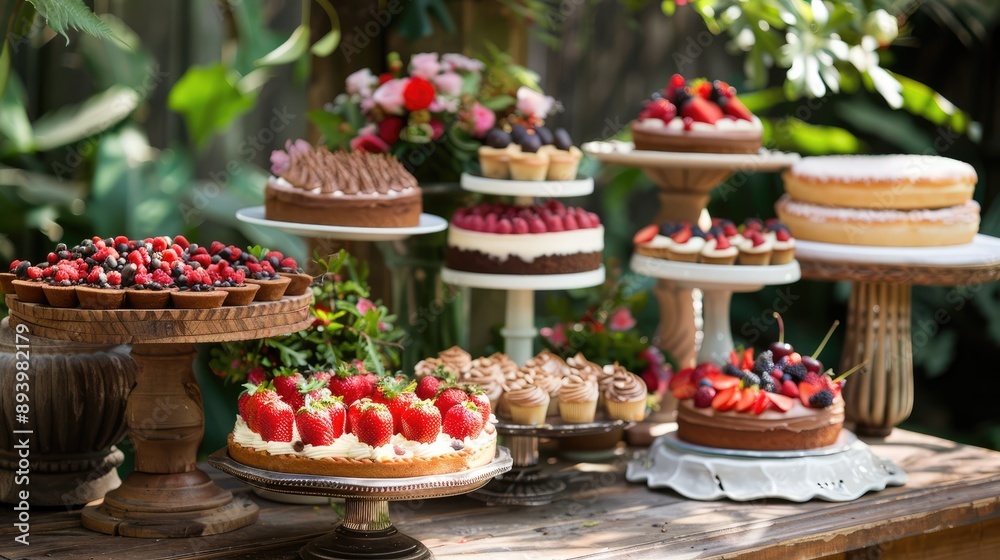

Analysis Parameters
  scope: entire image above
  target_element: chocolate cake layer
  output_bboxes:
[265,181,422,228]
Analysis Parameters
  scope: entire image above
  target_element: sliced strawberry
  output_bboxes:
[799,382,822,408]
[723,96,753,121]
[711,386,740,412]
[633,225,659,245]
[768,392,794,413]
[751,391,772,415]
[741,348,755,371]
[670,227,692,244]
[704,373,740,390]
[680,95,723,124]
[734,388,758,413]
[668,367,694,390]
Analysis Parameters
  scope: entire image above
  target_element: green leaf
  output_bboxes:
[78,14,157,97]
[255,24,309,67]
[480,95,515,111]
[32,85,140,151]
[311,0,341,56]
[27,0,123,45]
[767,117,863,155]
[0,40,10,100]
[888,71,972,136]
[396,0,456,42]
[308,109,354,148]
[167,65,255,147]
[0,74,33,155]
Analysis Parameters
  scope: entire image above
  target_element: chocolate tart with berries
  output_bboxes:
[258,250,311,297]
[125,269,177,309]
[266,140,422,228]
[446,200,603,275]
[41,282,80,308]
[0,261,19,295]
[631,75,762,154]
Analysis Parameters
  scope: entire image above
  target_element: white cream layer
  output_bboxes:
[637,115,763,132]
[448,226,604,262]
[232,417,495,462]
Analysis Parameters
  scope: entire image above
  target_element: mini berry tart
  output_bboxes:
[76,284,126,310]
[0,261,20,295]
[700,234,738,265]
[737,229,773,266]
[540,128,583,181]
[508,137,550,181]
[478,129,516,179]
[261,251,311,296]
[245,275,290,302]
[666,223,707,263]
[631,76,762,154]
[170,267,226,309]
[633,223,678,259]
[41,282,80,308]
[765,220,796,265]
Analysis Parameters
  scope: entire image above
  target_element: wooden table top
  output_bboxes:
[3,428,999,559]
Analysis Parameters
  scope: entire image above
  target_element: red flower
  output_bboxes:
[350,133,390,154]
[379,117,405,145]
[378,72,394,85]
[403,77,435,111]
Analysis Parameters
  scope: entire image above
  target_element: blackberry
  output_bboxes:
[722,363,743,378]
[740,371,761,388]
[808,389,834,408]
[760,374,777,393]
[785,362,808,383]
[753,350,775,376]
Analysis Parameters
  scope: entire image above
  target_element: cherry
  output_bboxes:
[805,320,840,374]
[769,312,794,360]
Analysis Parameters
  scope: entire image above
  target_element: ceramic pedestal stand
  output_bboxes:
[444,174,602,365]
[796,235,1000,437]
[583,142,799,367]
[630,256,801,364]
[469,419,631,506]
[209,447,512,560]
[6,292,313,538]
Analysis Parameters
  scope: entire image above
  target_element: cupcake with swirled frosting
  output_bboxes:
[558,374,599,423]
[462,355,505,410]
[603,363,647,421]
[568,352,612,406]
[524,351,570,414]
[504,384,550,426]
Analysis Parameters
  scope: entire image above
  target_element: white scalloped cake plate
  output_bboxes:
[236,207,448,241]
[460,173,594,198]
[582,141,800,171]
[795,235,1000,266]
[630,255,801,291]
[660,431,858,458]
[441,266,605,290]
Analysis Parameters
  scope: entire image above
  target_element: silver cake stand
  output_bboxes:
[469,418,632,506]
[209,447,512,560]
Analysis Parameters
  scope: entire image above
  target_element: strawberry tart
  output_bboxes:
[631,75,762,154]
[776,155,980,246]
[267,140,422,228]
[446,200,604,275]
[633,218,793,266]
[228,364,498,478]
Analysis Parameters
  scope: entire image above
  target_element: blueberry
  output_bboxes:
[511,124,528,144]
[55,243,67,252]
[691,224,707,239]
[484,128,511,149]
[60,279,71,287]
[218,248,231,261]
[658,221,683,237]
[104,238,114,247]
[553,128,573,151]
[121,264,136,284]
[104,256,117,270]
[535,126,554,145]
[116,243,128,253]
[150,258,161,270]
[699,378,713,387]
[177,275,187,286]
[212,255,221,264]
[782,374,792,383]
[98,273,107,285]
[189,244,199,253]
[520,133,542,153]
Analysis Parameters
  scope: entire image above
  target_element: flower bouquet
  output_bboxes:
[308,51,560,183]
[209,250,403,384]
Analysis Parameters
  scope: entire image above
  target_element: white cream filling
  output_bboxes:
[448,226,604,262]
[646,235,673,248]
[671,237,706,254]
[232,417,495,462]
[638,115,763,132]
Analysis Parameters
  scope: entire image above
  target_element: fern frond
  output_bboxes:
[27,0,122,44]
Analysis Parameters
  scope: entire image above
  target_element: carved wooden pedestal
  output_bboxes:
[0,319,134,507]
[6,292,314,537]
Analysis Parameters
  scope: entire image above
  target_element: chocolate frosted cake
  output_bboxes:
[267,140,422,227]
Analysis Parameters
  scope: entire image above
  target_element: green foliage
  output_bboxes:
[27,0,122,45]
[167,65,255,147]
[395,0,455,42]
[33,86,140,152]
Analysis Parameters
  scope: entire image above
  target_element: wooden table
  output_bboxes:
[3,428,998,559]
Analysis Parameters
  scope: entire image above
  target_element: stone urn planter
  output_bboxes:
[0,318,135,507]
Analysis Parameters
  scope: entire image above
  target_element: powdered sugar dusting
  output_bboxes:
[777,194,980,225]
[789,155,976,184]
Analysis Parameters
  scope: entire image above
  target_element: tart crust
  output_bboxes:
[227,433,497,478]
[631,122,762,154]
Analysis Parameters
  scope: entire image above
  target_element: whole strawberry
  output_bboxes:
[354,401,394,447]
[442,401,484,440]
[434,387,468,419]
[330,364,375,406]
[257,396,295,442]
[326,397,347,439]
[272,369,306,410]
[401,399,442,444]
[373,377,417,434]
[347,397,372,434]
[245,384,279,434]
[466,388,492,426]
[296,400,336,446]
[416,366,455,401]
[238,382,260,425]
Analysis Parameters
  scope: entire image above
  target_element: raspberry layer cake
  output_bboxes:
[229,366,497,478]
[631,75,762,154]
[670,345,849,451]
[267,139,421,228]
[777,155,980,246]
[447,200,603,275]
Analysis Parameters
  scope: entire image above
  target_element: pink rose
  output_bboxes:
[408,52,441,79]
[470,103,496,137]
[350,133,389,154]
[286,138,311,155]
[442,53,485,72]
[516,86,556,120]
[428,120,445,140]
[346,68,376,97]
[372,78,409,115]
[378,321,388,332]
[608,307,637,332]
[356,298,377,315]
[432,72,462,97]
[247,367,267,385]
[540,323,568,346]
[269,150,290,175]
[429,96,458,114]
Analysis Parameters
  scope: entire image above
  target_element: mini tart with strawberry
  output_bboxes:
[446,200,603,275]
[700,234,738,265]
[125,268,177,309]
[633,223,677,259]
[764,220,796,265]
[666,222,708,263]
[170,266,227,309]
[670,344,851,451]
[737,229,773,266]
[76,267,127,310]
[240,255,291,302]
[631,75,762,154]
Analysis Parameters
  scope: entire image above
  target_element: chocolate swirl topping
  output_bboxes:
[276,144,418,195]
[603,363,647,403]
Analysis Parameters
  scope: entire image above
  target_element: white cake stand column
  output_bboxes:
[502,290,537,364]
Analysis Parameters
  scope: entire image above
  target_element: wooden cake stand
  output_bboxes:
[5,292,314,538]
[796,235,1000,437]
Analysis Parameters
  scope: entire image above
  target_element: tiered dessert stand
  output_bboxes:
[627,430,907,502]
[795,235,1000,436]
[5,291,314,538]
[470,418,631,506]
[209,447,512,560]
[442,174,605,365]
[583,141,799,367]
